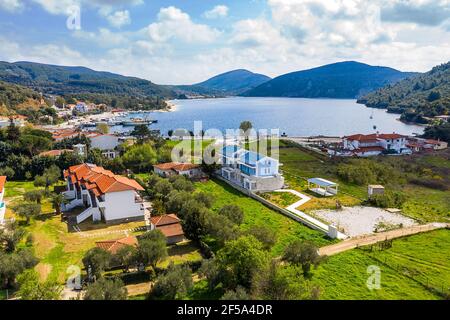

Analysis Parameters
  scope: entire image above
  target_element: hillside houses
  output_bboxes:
[62,164,145,225]
[87,133,121,159]
[0,115,27,128]
[328,133,413,157]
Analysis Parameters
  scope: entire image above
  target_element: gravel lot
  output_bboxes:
[312,206,417,237]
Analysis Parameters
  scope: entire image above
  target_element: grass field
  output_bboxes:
[4,180,202,287]
[195,179,334,256]
[312,229,450,300]
[277,140,450,222]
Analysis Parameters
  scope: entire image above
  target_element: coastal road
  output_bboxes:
[319,223,449,256]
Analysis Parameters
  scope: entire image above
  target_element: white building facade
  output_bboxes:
[62,164,145,224]
[219,145,284,192]
[336,133,412,157]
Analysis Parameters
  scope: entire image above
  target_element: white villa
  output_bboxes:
[219,145,284,192]
[0,176,6,224]
[331,133,412,157]
[88,133,121,159]
[62,164,145,224]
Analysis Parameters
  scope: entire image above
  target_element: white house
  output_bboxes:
[219,145,284,191]
[88,133,121,159]
[0,176,6,224]
[338,133,412,157]
[75,102,89,113]
[62,164,145,224]
[73,144,87,157]
[407,137,448,152]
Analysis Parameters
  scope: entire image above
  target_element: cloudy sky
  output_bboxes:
[0,0,449,84]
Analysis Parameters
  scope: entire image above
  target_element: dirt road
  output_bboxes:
[319,223,449,256]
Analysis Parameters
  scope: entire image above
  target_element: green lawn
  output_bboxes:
[195,179,334,256]
[278,141,450,222]
[312,229,450,300]
[4,180,201,286]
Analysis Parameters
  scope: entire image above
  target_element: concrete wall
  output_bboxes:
[102,190,144,222]
[215,175,329,236]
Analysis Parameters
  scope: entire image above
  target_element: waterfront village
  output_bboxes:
[0,99,449,300]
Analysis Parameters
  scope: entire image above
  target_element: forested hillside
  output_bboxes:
[0,80,57,123]
[174,69,271,96]
[358,62,449,124]
[0,61,174,110]
[243,61,416,98]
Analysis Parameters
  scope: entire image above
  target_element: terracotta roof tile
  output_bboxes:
[150,214,180,227]
[154,162,200,172]
[95,236,138,254]
[0,176,6,193]
[65,163,144,195]
[157,223,184,238]
[39,149,73,157]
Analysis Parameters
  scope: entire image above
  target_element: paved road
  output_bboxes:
[319,223,449,256]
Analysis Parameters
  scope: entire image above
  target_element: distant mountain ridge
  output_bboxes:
[358,61,450,124]
[174,69,271,96]
[242,61,418,99]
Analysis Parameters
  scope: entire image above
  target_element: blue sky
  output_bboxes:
[0,0,449,84]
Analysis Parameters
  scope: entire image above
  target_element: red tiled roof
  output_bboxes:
[96,236,138,254]
[157,223,184,238]
[345,133,405,142]
[39,149,74,157]
[150,214,180,227]
[378,133,405,140]
[0,176,6,193]
[64,163,144,195]
[425,139,442,145]
[153,162,199,172]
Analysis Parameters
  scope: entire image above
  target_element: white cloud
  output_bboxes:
[32,0,79,15]
[32,0,142,15]
[1,0,450,84]
[73,28,129,47]
[203,5,228,19]
[0,37,89,66]
[380,0,450,26]
[146,6,220,43]
[104,10,131,28]
[0,0,23,12]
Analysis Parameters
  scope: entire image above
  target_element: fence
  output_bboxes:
[214,175,329,235]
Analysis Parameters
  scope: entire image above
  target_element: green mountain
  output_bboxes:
[243,61,417,98]
[175,69,271,96]
[358,61,450,124]
[0,61,174,110]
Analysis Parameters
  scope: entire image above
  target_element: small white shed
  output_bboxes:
[368,185,385,197]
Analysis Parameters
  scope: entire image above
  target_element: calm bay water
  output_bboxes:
[113,97,424,137]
